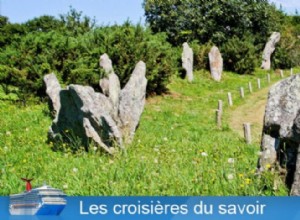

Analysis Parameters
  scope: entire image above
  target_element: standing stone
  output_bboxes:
[99,53,121,114]
[261,32,281,70]
[208,46,223,82]
[43,73,61,115]
[181,42,194,82]
[119,61,147,143]
[259,74,300,194]
[44,55,147,154]
[263,75,300,139]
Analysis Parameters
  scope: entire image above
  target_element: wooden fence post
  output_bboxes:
[267,74,271,84]
[257,78,261,89]
[216,100,223,128]
[280,70,284,78]
[248,82,253,93]
[240,87,244,98]
[291,68,293,76]
[243,123,252,144]
[227,92,233,106]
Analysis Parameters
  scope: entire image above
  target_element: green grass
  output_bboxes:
[1,68,299,196]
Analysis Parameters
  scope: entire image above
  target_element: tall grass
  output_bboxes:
[1,68,298,196]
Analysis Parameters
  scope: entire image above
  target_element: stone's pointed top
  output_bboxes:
[183,42,190,48]
[99,53,113,74]
[269,32,280,40]
[132,61,146,77]
[210,45,219,52]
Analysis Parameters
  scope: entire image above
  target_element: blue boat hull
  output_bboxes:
[35,204,66,215]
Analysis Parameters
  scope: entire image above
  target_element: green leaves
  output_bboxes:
[144,0,282,46]
[0,9,177,99]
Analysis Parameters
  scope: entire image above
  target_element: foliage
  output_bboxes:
[143,0,283,46]
[190,41,213,70]
[222,36,257,74]
[272,16,300,69]
[92,22,177,94]
[0,11,177,99]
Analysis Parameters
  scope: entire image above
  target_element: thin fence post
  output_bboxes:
[257,78,261,89]
[267,74,271,84]
[280,70,284,78]
[243,123,252,144]
[218,100,223,113]
[240,87,244,99]
[227,92,233,106]
[216,100,223,129]
[248,82,253,93]
[291,68,293,76]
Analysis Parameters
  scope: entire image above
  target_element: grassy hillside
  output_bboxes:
[1,68,298,196]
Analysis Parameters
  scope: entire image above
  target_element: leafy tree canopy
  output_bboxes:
[143,0,283,46]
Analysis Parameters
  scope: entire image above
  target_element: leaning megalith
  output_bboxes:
[261,32,280,70]
[208,46,223,82]
[44,54,147,154]
[258,74,300,194]
[182,42,194,82]
[119,61,147,143]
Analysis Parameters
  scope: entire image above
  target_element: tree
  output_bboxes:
[25,15,63,32]
[143,0,282,46]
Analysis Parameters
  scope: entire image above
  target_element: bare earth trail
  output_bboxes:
[229,86,271,143]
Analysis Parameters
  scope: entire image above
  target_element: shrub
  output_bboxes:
[190,41,213,70]
[272,24,300,69]
[0,19,177,98]
[92,22,177,95]
[221,36,257,74]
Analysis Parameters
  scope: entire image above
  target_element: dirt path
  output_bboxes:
[228,86,271,143]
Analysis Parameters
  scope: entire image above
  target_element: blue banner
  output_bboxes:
[1,196,300,220]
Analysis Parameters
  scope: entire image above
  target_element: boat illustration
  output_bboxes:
[9,178,67,215]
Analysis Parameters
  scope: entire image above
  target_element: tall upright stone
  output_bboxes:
[208,46,223,82]
[182,42,194,82]
[119,61,147,143]
[44,73,61,115]
[261,32,281,70]
[258,74,300,194]
[44,55,147,154]
[99,53,121,117]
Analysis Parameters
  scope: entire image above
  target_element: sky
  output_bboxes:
[0,0,299,25]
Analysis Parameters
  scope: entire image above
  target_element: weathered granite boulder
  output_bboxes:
[259,74,300,194]
[182,42,194,82]
[99,53,121,119]
[44,73,61,115]
[261,32,281,70]
[208,46,223,82]
[263,75,300,139]
[119,61,147,143]
[44,55,147,154]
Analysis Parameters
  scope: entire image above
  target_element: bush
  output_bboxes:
[221,36,257,74]
[190,41,213,70]
[272,24,300,69]
[0,18,177,98]
[92,23,177,95]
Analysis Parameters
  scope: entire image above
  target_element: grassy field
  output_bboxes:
[0,68,299,196]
